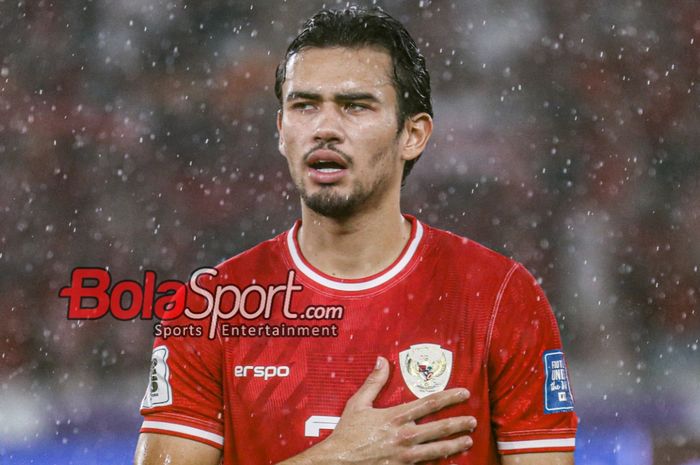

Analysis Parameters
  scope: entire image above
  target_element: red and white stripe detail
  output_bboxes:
[497,437,575,454]
[141,420,224,448]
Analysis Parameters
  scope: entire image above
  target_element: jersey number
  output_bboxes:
[304,416,340,437]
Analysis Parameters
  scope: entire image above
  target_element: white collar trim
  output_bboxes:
[286,220,424,292]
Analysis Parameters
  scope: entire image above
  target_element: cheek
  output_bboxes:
[357,112,397,136]
[358,123,400,156]
[354,118,396,143]
[279,126,302,154]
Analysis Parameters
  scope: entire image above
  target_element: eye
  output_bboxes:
[345,102,368,112]
[290,102,315,112]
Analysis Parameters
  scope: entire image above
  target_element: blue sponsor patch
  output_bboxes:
[543,350,574,414]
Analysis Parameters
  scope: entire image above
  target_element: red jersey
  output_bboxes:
[139,216,577,463]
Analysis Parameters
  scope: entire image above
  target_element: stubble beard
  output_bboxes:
[299,179,380,219]
[292,139,401,218]
[295,156,393,219]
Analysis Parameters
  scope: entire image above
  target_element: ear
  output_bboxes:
[276,109,286,157]
[400,113,433,162]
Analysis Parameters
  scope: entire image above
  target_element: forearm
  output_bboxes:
[134,433,221,465]
[275,437,340,465]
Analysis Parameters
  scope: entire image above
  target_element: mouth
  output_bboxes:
[306,149,349,168]
[305,149,349,184]
[309,160,345,173]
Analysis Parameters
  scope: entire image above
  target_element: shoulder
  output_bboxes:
[213,230,288,276]
[421,221,518,279]
[170,230,290,327]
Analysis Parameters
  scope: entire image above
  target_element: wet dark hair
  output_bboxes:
[274,6,432,182]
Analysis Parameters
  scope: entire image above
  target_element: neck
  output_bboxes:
[297,200,412,279]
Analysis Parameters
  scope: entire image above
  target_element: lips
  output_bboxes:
[306,149,348,169]
[305,149,349,184]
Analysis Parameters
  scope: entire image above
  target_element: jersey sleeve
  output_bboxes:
[139,284,225,450]
[487,263,578,455]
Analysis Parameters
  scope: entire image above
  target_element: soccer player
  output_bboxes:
[134,7,577,465]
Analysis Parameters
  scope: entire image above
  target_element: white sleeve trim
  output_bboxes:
[142,420,224,446]
[497,437,575,451]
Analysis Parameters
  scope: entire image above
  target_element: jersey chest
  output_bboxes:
[219,280,493,461]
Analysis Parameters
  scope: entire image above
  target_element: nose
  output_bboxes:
[312,105,344,145]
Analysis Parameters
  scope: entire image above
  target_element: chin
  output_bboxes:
[302,190,362,219]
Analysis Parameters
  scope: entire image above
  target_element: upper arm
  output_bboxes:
[500,452,574,465]
[134,433,221,465]
[138,282,226,450]
[488,264,578,455]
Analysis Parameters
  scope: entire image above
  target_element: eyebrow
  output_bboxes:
[286,91,380,103]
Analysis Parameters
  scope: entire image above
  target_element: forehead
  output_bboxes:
[282,46,395,97]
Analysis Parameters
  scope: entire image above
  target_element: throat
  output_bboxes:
[296,214,412,280]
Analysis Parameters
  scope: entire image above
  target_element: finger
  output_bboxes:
[393,388,469,423]
[399,434,473,463]
[344,356,390,411]
[398,416,477,445]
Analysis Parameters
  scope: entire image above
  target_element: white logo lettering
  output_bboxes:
[233,365,290,380]
[304,416,340,437]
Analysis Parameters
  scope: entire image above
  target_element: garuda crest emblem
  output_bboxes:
[399,343,453,398]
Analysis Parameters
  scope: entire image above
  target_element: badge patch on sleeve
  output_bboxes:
[543,349,574,413]
[140,346,172,409]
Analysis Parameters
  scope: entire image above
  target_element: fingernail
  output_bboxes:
[463,436,473,448]
[375,356,384,370]
[458,389,469,399]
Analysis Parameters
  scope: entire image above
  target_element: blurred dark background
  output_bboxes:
[1,1,698,464]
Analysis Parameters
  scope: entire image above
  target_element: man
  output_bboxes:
[134,7,577,465]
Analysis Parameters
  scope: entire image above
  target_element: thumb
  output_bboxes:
[345,356,390,411]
